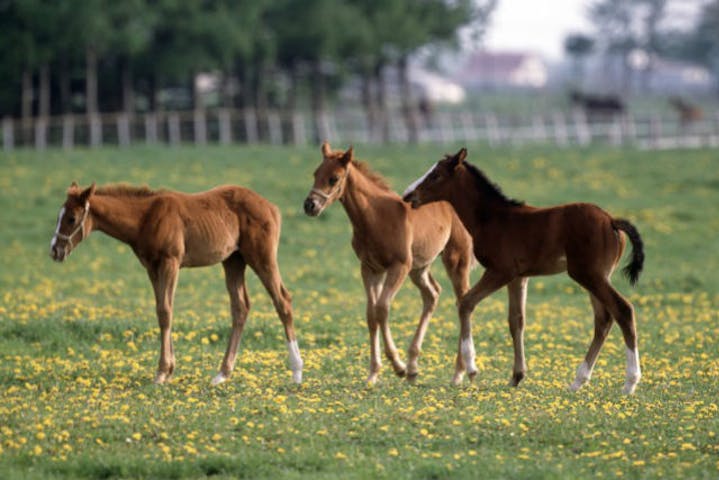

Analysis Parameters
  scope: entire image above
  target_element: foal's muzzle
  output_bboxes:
[304,196,322,217]
[50,244,68,262]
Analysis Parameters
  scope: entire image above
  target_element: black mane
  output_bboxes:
[462,161,524,207]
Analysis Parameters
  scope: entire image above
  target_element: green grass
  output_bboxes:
[0,144,718,479]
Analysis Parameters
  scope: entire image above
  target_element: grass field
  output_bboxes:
[0,143,718,479]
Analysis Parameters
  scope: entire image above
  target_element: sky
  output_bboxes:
[482,0,592,61]
[480,0,703,61]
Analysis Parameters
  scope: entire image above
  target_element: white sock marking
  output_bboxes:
[211,372,227,386]
[623,347,641,394]
[403,162,437,197]
[570,360,592,391]
[461,336,477,374]
[287,340,303,383]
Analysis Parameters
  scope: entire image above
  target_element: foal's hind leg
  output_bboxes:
[406,267,441,382]
[507,277,529,387]
[440,248,472,386]
[251,256,303,384]
[570,294,612,392]
[212,253,250,386]
[569,272,640,394]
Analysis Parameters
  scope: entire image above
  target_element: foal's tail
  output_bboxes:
[612,218,644,286]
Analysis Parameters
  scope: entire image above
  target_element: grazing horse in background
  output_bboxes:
[669,96,703,126]
[570,89,625,119]
[404,148,645,394]
[50,182,303,385]
[304,142,476,385]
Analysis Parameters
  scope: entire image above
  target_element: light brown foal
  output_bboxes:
[304,142,477,384]
[50,182,303,385]
[404,148,645,394]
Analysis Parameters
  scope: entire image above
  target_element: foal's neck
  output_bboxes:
[340,166,397,232]
[89,194,149,246]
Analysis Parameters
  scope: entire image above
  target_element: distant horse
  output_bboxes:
[570,90,625,119]
[50,182,303,385]
[304,142,477,385]
[669,96,703,126]
[404,148,645,394]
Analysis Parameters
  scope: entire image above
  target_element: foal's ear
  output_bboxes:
[321,141,332,157]
[68,181,80,192]
[79,182,96,203]
[448,147,467,169]
[340,146,354,166]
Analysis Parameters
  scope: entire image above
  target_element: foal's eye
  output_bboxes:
[67,215,76,224]
[329,176,339,186]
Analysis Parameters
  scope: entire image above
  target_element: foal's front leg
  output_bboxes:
[149,258,180,384]
[361,265,384,385]
[455,269,513,384]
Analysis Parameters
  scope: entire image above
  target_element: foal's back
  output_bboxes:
[140,186,281,268]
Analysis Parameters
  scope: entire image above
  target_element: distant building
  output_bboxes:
[409,67,466,104]
[457,51,548,90]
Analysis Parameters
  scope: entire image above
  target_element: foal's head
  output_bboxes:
[50,182,96,262]
[403,148,468,209]
[304,141,353,216]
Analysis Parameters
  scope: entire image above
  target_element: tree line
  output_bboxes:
[0,0,496,142]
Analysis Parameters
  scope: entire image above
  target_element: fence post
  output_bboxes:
[89,114,102,148]
[243,109,258,144]
[572,110,591,146]
[219,109,232,145]
[2,117,13,151]
[168,113,181,146]
[267,111,282,145]
[532,115,547,142]
[552,112,568,146]
[457,112,473,143]
[144,113,158,144]
[117,113,131,147]
[650,114,662,149]
[485,113,500,147]
[193,110,207,146]
[62,115,74,149]
[34,117,48,150]
[609,117,622,146]
[292,112,305,145]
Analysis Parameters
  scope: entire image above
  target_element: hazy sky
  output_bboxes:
[481,0,702,61]
[483,0,592,60]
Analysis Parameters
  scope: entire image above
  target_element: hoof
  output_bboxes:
[292,370,303,384]
[154,372,170,384]
[467,370,478,382]
[406,371,419,383]
[211,372,228,386]
[622,381,638,395]
[509,371,525,387]
[451,372,465,386]
[366,373,379,386]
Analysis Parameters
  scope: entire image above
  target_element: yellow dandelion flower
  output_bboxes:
[388,448,399,457]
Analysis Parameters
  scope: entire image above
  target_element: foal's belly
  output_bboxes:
[181,234,238,267]
[524,255,567,276]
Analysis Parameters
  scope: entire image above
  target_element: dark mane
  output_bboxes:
[458,159,524,206]
[352,160,392,192]
[95,183,163,197]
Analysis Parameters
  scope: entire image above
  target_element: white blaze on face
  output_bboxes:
[51,207,66,248]
[403,162,438,198]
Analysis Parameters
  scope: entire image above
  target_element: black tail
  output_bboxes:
[612,218,644,286]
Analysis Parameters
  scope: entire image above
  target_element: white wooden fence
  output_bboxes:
[3,108,719,151]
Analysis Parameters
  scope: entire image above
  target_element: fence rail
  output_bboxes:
[3,108,719,151]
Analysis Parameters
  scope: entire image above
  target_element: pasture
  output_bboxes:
[0,144,717,479]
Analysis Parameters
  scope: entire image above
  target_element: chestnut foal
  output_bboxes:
[404,149,645,394]
[304,142,478,385]
[50,182,303,385]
